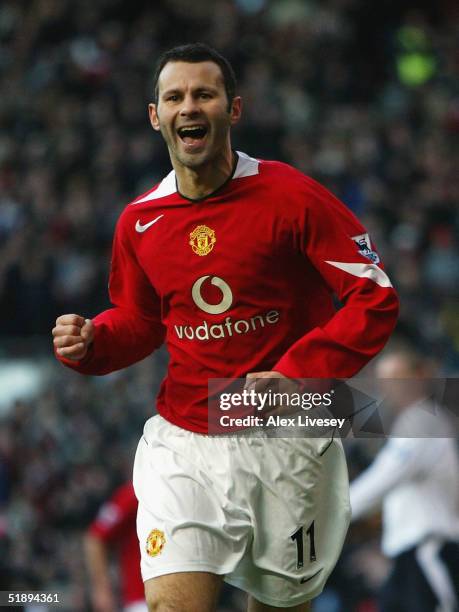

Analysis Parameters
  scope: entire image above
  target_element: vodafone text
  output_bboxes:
[174,310,280,341]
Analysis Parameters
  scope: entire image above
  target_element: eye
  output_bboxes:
[165,94,179,102]
[199,92,212,99]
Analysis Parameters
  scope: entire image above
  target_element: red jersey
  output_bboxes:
[88,482,144,606]
[60,152,398,432]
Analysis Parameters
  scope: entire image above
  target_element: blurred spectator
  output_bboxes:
[350,347,459,612]
[84,481,147,612]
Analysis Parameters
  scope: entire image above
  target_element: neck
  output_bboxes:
[172,145,236,200]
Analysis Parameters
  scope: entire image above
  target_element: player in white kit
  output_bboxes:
[351,347,459,612]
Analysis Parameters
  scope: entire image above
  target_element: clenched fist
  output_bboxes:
[52,314,94,361]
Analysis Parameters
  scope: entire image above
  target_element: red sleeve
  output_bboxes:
[88,483,137,542]
[274,177,399,378]
[57,215,165,375]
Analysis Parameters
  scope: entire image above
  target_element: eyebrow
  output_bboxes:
[161,85,219,97]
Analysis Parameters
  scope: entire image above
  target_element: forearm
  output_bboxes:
[84,534,112,591]
[57,307,165,375]
[350,440,419,520]
[350,465,395,520]
[275,289,399,379]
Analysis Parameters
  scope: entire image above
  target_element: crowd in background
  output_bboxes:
[0,0,457,610]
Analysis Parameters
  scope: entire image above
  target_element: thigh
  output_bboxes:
[440,541,459,600]
[144,571,223,612]
[416,539,458,611]
[379,556,406,612]
[380,549,438,612]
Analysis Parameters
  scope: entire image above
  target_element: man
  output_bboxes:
[84,482,147,612]
[350,347,459,611]
[53,43,398,611]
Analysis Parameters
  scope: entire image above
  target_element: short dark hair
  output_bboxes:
[153,43,237,109]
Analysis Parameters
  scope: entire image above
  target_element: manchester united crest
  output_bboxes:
[189,225,216,256]
[146,529,166,557]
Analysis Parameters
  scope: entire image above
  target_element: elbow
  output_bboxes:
[369,286,400,338]
[383,287,400,333]
[385,287,400,335]
[354,288,400,364]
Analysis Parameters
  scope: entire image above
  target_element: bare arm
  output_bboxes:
[350,438,426,520]
[84,533,117,612]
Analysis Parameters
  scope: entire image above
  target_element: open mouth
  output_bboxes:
[177,125,208,145]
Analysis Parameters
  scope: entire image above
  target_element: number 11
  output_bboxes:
[291,521,316,569]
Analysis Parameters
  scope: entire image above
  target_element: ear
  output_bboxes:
[148,103,161,131]
[229,96,242,125]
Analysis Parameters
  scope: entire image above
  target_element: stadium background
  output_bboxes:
[0,0,457,610]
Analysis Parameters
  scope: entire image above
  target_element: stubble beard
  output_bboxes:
[173,147,211,170]
[160,119,231,172]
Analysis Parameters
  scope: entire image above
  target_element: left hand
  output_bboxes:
[245,371,300,416]
[246,370,286,382]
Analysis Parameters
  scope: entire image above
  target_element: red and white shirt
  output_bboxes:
[88,482,144,606]
[60,152,399,432]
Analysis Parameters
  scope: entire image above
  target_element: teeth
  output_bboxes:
[179,126,206,135]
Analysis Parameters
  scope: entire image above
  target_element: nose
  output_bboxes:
[179,94,200,117]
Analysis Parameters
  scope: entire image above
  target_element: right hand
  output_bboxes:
[52,314,94,361]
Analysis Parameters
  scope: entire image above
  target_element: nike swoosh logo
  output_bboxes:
[135,214,164,233]
[300,568,322,584]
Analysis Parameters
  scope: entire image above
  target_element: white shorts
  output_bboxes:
[133,415,350,607]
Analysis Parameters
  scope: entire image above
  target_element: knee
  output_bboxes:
[145,591,184,612]
[146,594,168,612]
[144,572,221,612]
[144,587,157,611]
